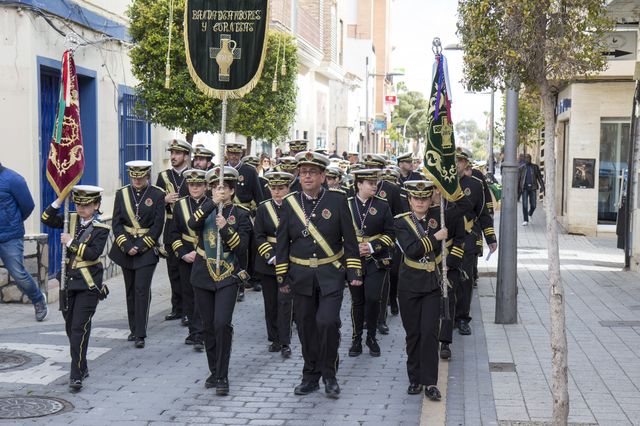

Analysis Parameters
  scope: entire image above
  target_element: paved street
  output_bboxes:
[0,262,426,425]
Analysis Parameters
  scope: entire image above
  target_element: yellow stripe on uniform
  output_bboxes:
[41,212,49,220]
[421,236,433,254]
[258,242,272,256]
[144,236,155,248]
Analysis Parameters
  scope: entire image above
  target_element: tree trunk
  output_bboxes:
[540,79,569,425]
[246,136,253,155]
[186,132,194,143]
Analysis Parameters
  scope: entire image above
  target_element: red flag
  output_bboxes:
[46,50,84,197]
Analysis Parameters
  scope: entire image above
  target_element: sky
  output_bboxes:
[389,0,498,129]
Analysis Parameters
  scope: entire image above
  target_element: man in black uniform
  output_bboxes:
[192,145,215,171]
[455,150,497,335]
[288,139,308,157]
[169,169,208,352]
[226,143,265,299]
[254,171,295,358]
[156,139,192,323]
[346,169,395,357]
[325,166,344,190]
[276,151,362,399]
[397,152,424,210]
[41,185,110,391]
[109,161,166,348]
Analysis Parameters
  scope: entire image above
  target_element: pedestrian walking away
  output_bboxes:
[0,163,48,321]
[518,154,544,226]
[276,151,362,399]
[254,171,296,358]
[109,161,166,349]
[156,139,193,323]
[41,186,110,391]
[188,166,252,396]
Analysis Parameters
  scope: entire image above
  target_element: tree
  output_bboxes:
[500,88,544,148]
[128,0,220,140]
[228,32,298,152]
[455,119,488,160]
[458,1,613,423]
[128,0,299,146]
[391,90,429,150]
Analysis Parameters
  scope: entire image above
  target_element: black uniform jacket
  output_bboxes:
[231,163,265,210]
[460,175,496,255]
[471,168,495,216]
[188,200,252,290]
[156,169,190,245]
[376,180,404,216]
[347,195,395,268]
[108,184,166,269]
[253,199,284,277]
[41,206,110,291]
[169,196,207,259]
[275,188,362,296]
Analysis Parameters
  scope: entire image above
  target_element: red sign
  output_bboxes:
[385,95,397,104]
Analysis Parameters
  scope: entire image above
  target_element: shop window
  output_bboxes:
[598,120,630,223]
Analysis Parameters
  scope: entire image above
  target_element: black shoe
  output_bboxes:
[81,369,90,380]
[294,380,319,395]
[324,377,340,399]
[236,291,245,302]
[458,321,472,335]
[185,335,195,345]
[281,345,292,358]
[204,374,216,389]
[194,340,204,352]
[181,316,190,327]
[407,383,422,395]
[252,282,262,292]
[165,311,181,321]
[348,339,362,357]
[390,299,399,316]
[135,337,145,348]
[473,280,478,288]
[69,378,83,391]
[127,333,135,342]
[216,377,229,396]
[377,323,389,335]
[268,342,282,352]
[366,335,381,357]
[425,386,441,401]
[440,343,451,360]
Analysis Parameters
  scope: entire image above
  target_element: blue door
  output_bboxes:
[39,63,98,277]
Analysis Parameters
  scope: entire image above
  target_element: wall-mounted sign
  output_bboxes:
[572,158,595,189]
[385,95,398,105]
[602,31,636,61]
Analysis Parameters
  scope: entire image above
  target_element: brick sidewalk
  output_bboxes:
[0,263,423,425]
[465,207,640,425]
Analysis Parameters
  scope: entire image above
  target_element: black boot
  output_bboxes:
[348,339,362,357]
[216,377,229,396]
[366,335,381,357]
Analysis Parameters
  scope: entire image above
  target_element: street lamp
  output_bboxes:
[363,56,404,153]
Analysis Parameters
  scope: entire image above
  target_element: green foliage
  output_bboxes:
[457,0,613,91]
[228,32,298,144]
[455,119,489,160]
[391,90,429,144]
[128,0,221,137]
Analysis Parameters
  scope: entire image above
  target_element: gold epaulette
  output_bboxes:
[236,204,251,212]
[151,184,165,192]
[329,188,346,194]
[92,222,111,230]
[394,212,411,219]
[374,195,387,202]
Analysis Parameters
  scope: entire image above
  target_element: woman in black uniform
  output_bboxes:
[346,169,395,358]
[189,166,252,396]
[395,180,448,400]
[41,185,110,391]
[253,171,295,358]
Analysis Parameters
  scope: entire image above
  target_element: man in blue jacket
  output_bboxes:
[0,163,48,321]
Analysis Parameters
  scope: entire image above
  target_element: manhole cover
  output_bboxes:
[0,351,31,371]
[489,362,516,372]
[0,396,72,419]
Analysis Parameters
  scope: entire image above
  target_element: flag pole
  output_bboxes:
[216,93,228,273]
[440,201,450,320]
[59,197,70,312]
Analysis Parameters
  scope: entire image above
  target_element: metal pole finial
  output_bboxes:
[64,32,80,53]
[432,38,442,56]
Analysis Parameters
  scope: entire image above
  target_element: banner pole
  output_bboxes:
[216,94,228,273]
[440,201,450,320]
[59,197,70,311]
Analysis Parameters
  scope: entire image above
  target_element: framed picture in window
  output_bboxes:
[572,158,595,189]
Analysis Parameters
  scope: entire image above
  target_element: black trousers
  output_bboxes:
[261,274,293,345]
[349,260,387,340]
[455,252,476,323]
[194,284,238,379]
[438,269,459,344]
[165,245,182,315]
[378,250,400,325]
[398,289,440,386]
[123,264,156,338]
[295,279,343,382]
[247,229,259,284]
[63,289,99,380]
[178,260,203,339]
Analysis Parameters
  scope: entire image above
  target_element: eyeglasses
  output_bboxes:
[299,169,322,176]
